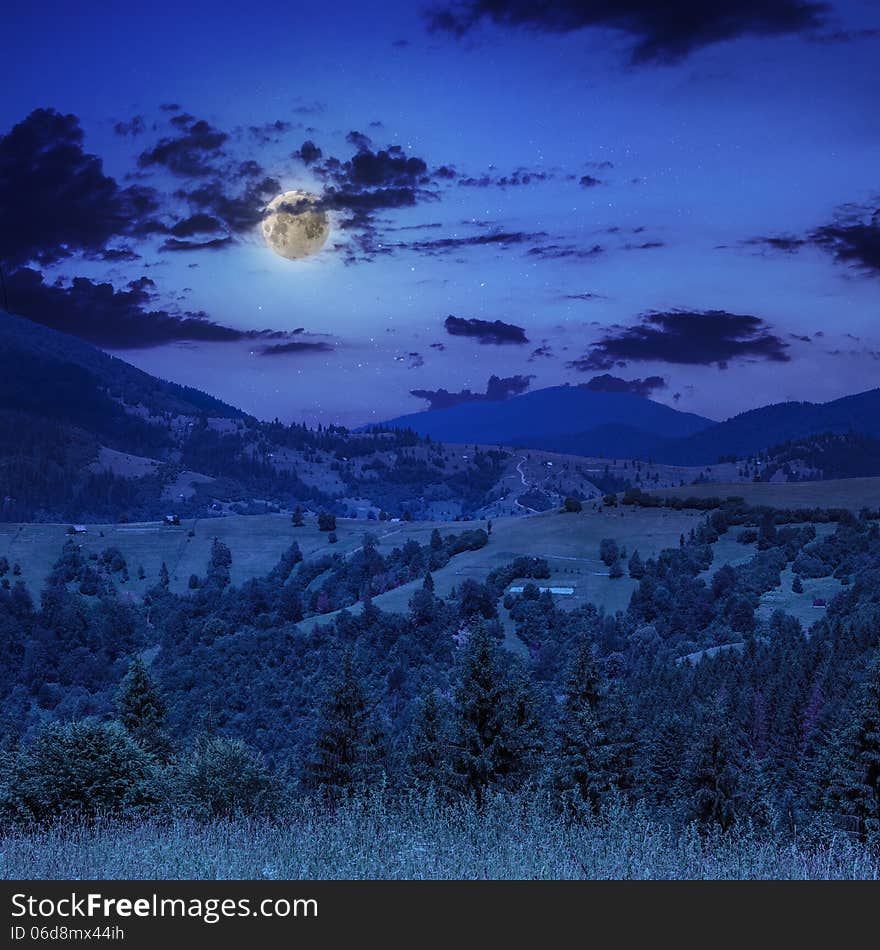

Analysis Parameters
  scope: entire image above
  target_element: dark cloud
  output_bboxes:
[346,130,374,151]
[564,292,607,300]
[294,140,323,164]
[744,234,808,253]
[168,213,225,238]
[182,175,281,234]
[159,236,234,252]
[247,120,292,144]
[3,268,274,348]
[114,116,146,137]
[579,174,602,188]
[747,203,880,276]
[395,229,543,256]
[99,247,140,262]
[426,0,827,63]
[411,373,533,409]
[623,240,665,250]
[811,206,880,275]
[138,114,228,177]
[260,341,335,356]
[582,373,667,397]
[308,142,439,259]
[457,167,553,188]
[159,103,181,112]
[529,344,554,360]
[291,100,326,116]
[444,314,529,345]
[527,243,604,260]
[0,108,161,268]
[567,309,790,371]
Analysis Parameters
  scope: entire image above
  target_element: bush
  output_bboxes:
[563,497,583,513]
[7,720,156,821]
[599,538,619,567]
[169,737,279,819]
[318,512,337,532]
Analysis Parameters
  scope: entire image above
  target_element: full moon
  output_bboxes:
[261,190,330,260]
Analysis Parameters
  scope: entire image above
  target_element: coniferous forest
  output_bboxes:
[2,499,880,878]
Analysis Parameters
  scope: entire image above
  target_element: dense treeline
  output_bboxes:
[1,504,879,846]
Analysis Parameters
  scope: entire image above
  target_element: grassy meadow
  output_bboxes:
[3,797,877,881]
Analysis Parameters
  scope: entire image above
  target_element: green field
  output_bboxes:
[2,476,871,637]
[0,516,391,597]
[655,477,880,510]
[295,505,704,641]
[0,507,702,624]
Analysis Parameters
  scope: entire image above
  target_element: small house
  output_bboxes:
[812,597,827,608]
[163,514,181,526]
[72,524,87,534]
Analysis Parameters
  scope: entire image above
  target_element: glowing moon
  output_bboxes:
[261,190,330,260]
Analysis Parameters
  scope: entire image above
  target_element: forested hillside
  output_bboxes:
[2,498,880,847]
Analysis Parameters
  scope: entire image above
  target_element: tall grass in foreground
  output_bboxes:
[2,795,877,880]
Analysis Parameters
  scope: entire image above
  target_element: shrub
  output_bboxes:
[8,720,156,821]
[170,737,279,819]
[318,511,337,532]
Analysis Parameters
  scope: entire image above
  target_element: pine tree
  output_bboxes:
[685,704,744,830]
[832,654,880,839]
[306,650,384,796]
[406,688,456,794]
[549,638,608,815]
[115,658,171,761]
[291,505,305,527]
[628,549,645,579]
[452,623,519,804]
[159,562,170,588]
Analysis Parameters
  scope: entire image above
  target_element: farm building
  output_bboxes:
[509,585,575,595]
[812,597,827,608]
[163,514,181,526]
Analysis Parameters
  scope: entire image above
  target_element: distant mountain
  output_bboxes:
[374,384,880,467]
[372,386,714,448]
[656,390,880,465]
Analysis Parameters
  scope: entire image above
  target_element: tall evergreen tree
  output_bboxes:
[549,637,608,815]
[306,650,384,796]
[406,688,456,794]
[829,654,880,839]
[685,703,744,830]
[452,623,518,805]
[115,658,171,761]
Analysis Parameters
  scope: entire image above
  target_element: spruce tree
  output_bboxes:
[306,650,384,796]
[628,549,645,579]
[832,655,880,839]
[452,623,518,804]
[550,638,608,815]
[685,704,743,830]
[115,658,171,761]
[406,688,456,794]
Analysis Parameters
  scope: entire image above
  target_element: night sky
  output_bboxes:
[2,0,878,427]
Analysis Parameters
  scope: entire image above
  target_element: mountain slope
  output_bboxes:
[658,390,880,465]
[375,384,880,467]
[372,386,714,447]
[0,309,244,422]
